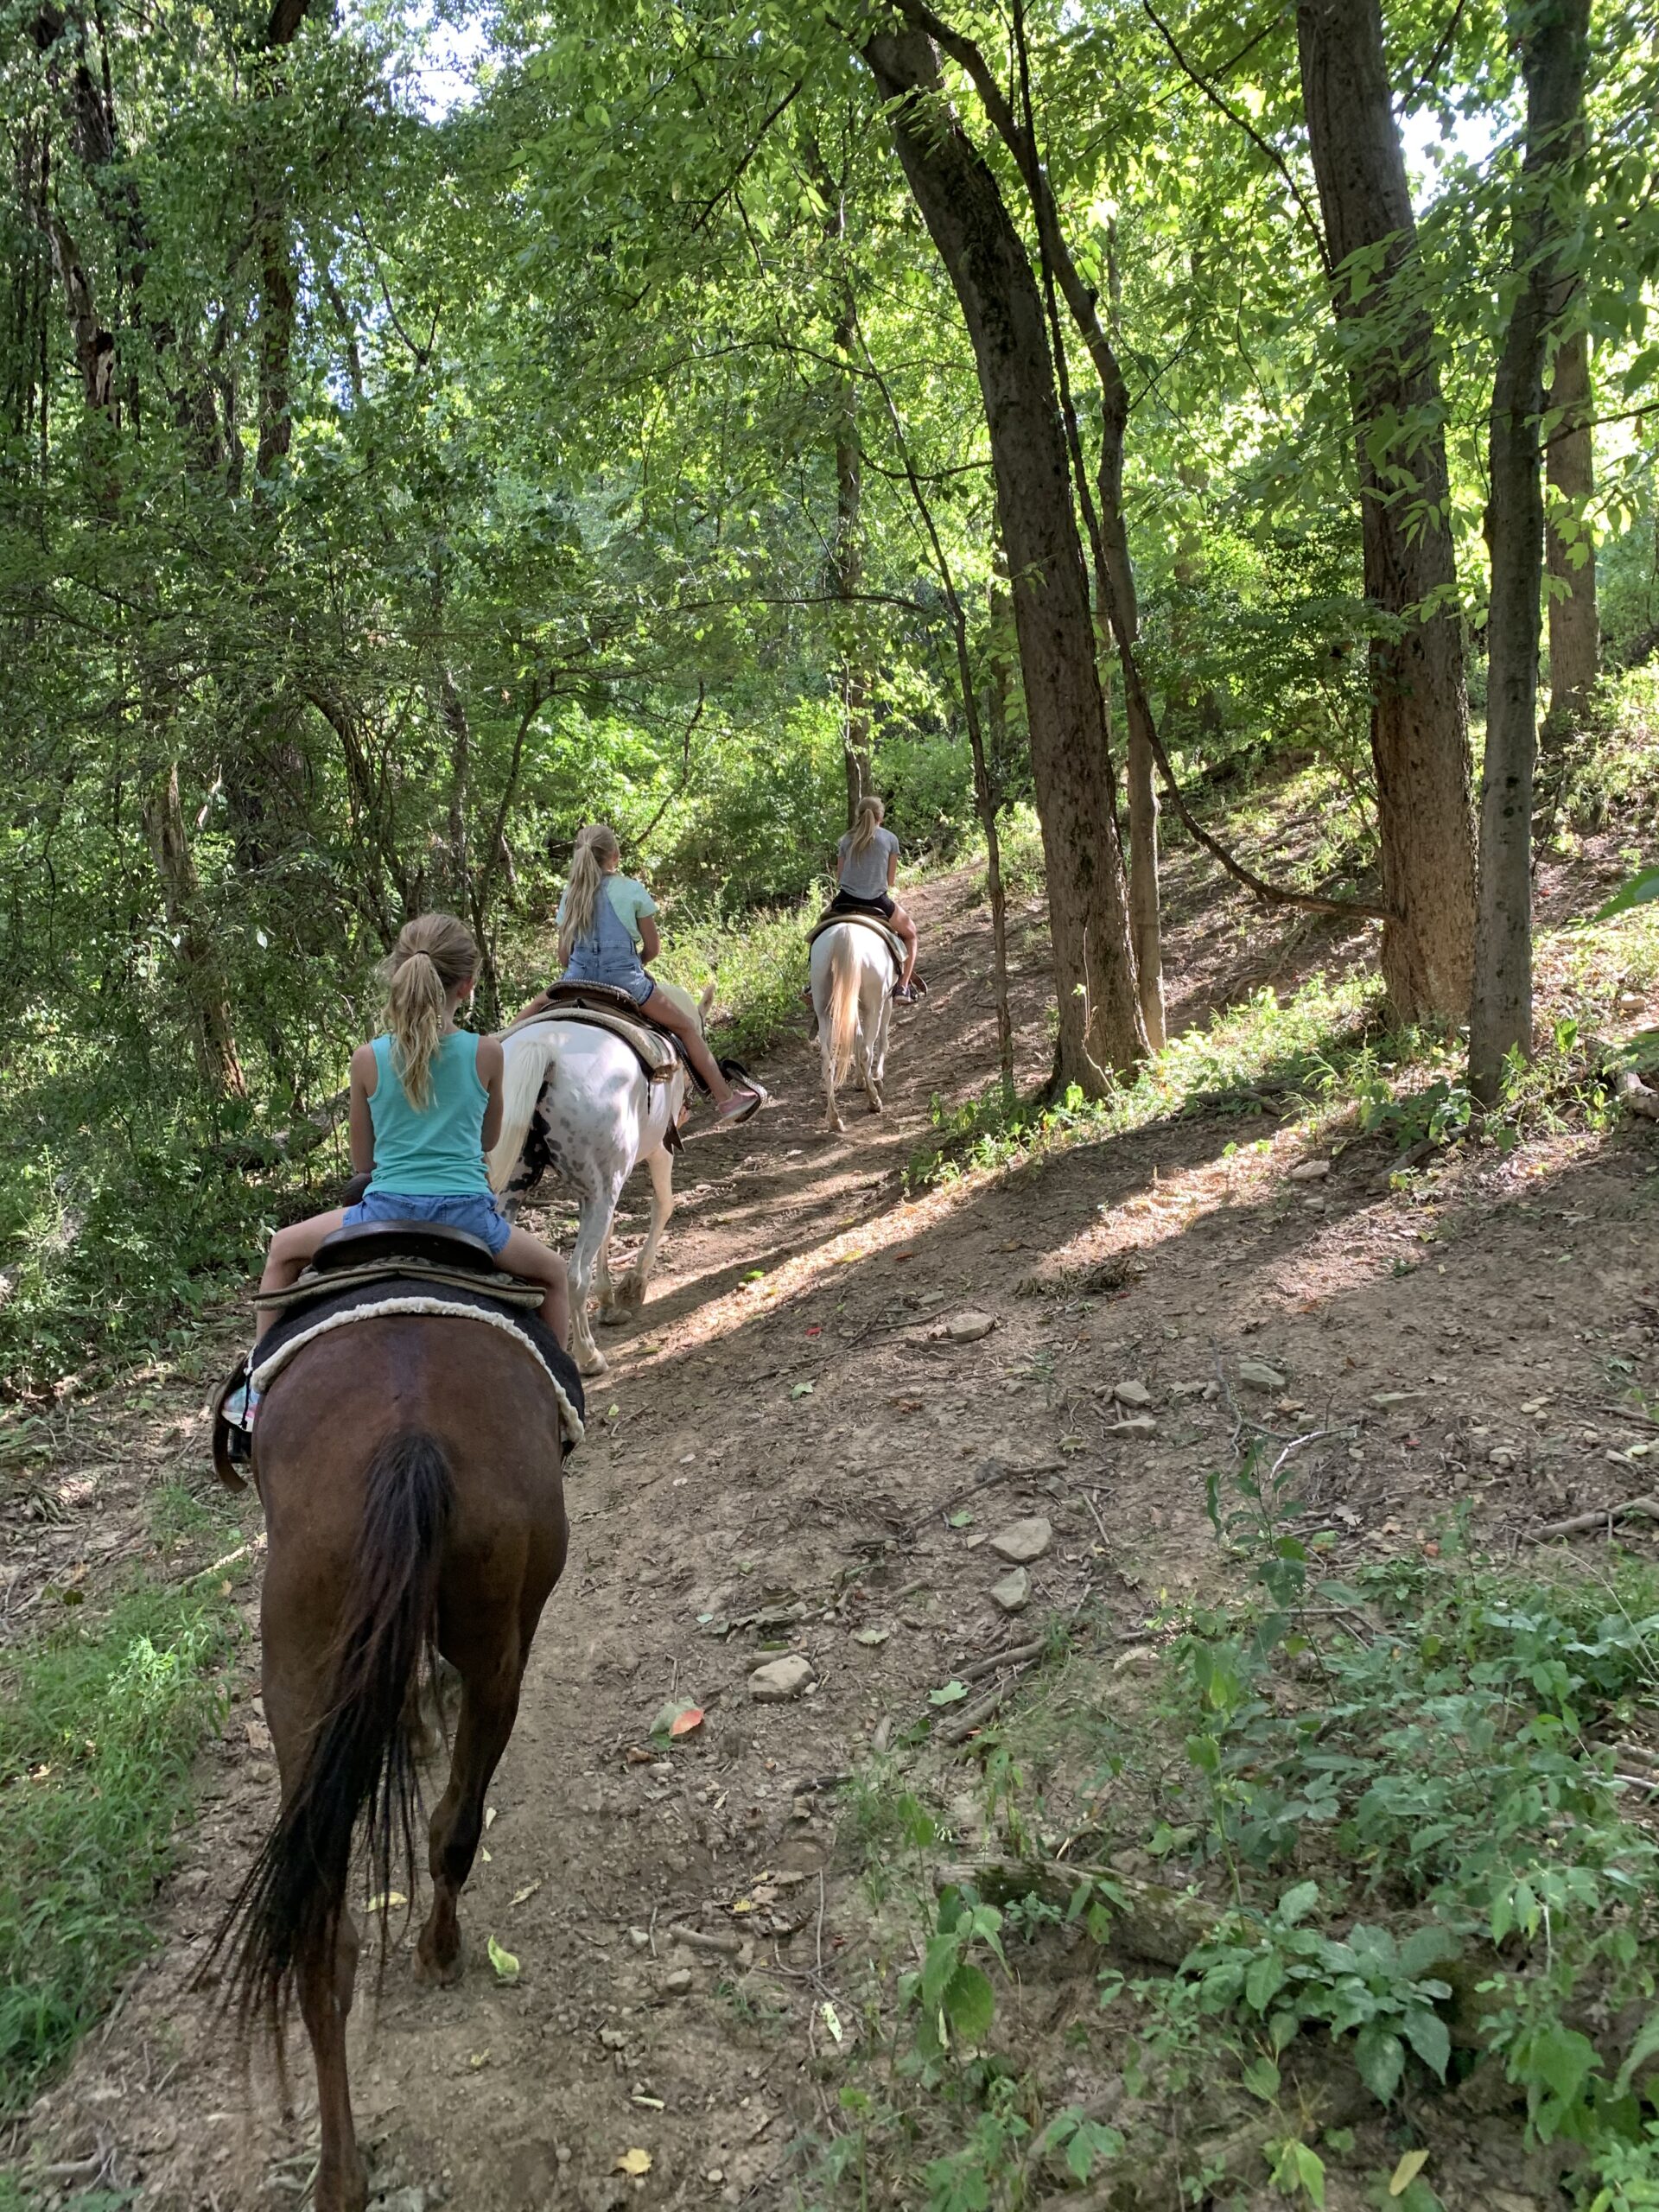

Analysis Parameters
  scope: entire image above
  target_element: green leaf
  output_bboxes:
[1613,2007,1659,2096]
[1277,1880,1319,1927]
[1595,865,1659,921]
[486,1933,520,1985]
[1242,2055,1281,2101]
[943,1961,995,2042]
[1245,1951,1287,2012]
[1354,2023,1405,2102]
[930,1679,969,1706]
[1402,2008,1450,2081]
[1294,2143,1326,2207]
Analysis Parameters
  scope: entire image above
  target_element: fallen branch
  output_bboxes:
[668,1923,744,1957]
[937,1681,1016,1745]
[1524,1496,1659,1541]
[1614,1069,1659,1121]
[960,1637,1046,1682]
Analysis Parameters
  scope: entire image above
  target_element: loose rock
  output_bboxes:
[749,1653,816,1702]
[938,1309,996,1344]
[1288,1159,1331,1181]
[663,1968,693,1996]
[990,1567,1031,1614]
[988,1516,1052,1565]
[1109,1414,1157,1437]
[1238,1359,1287,1392]
[1111,1378,1152,1408]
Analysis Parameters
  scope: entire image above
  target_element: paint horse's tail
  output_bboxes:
[206,1431,453,2037]
[826,928,860,1088]
[490,1027,559,1193]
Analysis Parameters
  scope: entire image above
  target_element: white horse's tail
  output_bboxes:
[489,1027,557,1192]
[827,930,859,1087]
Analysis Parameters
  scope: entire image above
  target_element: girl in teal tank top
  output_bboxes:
[251,915,570,1356]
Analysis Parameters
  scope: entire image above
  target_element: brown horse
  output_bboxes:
[207,1317,573,2212]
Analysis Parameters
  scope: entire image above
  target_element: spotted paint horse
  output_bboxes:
[488,981,716,1376]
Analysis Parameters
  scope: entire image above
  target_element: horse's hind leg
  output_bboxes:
[618,1145,673,1310]
[297,1910,367,2212]
[569,1174,624,1376]
[416,1657,524,1986]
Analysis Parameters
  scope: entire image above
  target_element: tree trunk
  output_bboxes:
[831,296,874,826]
[1545,326,1599,728]
[1471,0,1592,1104]
[862,26,1145,1088]
[1297,0,1478,1023]
[145,762,249,1099]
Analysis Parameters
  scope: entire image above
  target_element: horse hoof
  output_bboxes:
[414,1942,464,1989]
[575,1348,609,1377]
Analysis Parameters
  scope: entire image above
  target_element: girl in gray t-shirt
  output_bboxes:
[829,796,918,999]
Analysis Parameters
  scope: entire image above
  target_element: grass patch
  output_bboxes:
[803,1459,1659,2210]
[0,1579,241,2116]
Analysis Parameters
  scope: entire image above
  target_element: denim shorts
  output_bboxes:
[562,953,655,1006]
[344,1189,512,1256]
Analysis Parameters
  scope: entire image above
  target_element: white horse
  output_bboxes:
[810,923,894,1134]
[487,981,713,1376]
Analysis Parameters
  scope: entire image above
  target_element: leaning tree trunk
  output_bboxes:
[862,26,1146,1088]
[831,293,874,827]
[1471,0,1592,1104]
[1298,0,1478,1024]
[1545,326,1599,728]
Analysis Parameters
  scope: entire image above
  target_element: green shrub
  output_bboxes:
[0,1582,240,2111]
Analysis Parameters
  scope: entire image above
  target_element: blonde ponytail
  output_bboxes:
[559,823,621,965]
[380,912,478,1109]
[848,794,885,860]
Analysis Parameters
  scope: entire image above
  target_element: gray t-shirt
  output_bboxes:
[837,824,899,901]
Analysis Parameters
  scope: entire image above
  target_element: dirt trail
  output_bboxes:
[19,858,1659,2212]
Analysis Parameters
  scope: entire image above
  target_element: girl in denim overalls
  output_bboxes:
[518,824,763,1126]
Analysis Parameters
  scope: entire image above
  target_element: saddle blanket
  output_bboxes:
[250,1275,585,1444]
[804,910,905,969]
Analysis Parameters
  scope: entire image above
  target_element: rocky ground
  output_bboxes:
[9,839,1659,2211]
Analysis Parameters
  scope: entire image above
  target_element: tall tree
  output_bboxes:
[1545,327,1599,727]
[861,23,1147,1088]
[1471,0,1592,1103]
[1297,0,1478,1024]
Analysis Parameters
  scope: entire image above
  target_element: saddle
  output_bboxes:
[211,1220,584,1487]
[504,986,684,1086]
[805,909,906,969]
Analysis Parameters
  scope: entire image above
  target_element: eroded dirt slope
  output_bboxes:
[15,856,1659,2212]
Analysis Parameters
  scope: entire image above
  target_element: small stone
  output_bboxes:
[1113,1644,1155,1673]
[627,1926,650,1951]
[990,1567,1031,1614]
[1238,1359,1287,1392]
[941,1309,996,1343]
[1171,1379,1207,1399]
[1112,1378,1152,1407]
[871,1717,893,1753]
[989,1516,1052,1565]
[1371,1390,1425,1408]
[1109,1414,1157,1436]
[1488,1446,1516,1467]
[378,2191,426,2212]
[600,2027,627,2050]
[1288,1160,1331,1182]
[663,1968,693,1995]
[707,2171,725,2186]
[749,1654,816,1702]
[556,2146,573,2165]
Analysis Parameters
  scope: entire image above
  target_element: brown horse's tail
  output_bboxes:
[207,1430,454,2034]
[827,929,859,1087]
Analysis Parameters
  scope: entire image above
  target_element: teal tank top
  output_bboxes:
[366,1031,490,1196]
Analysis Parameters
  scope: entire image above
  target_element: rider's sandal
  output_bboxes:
[715,1083,767,1126]
[893,982,919,1003]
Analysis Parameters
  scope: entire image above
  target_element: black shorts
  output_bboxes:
[829,888,895,921]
